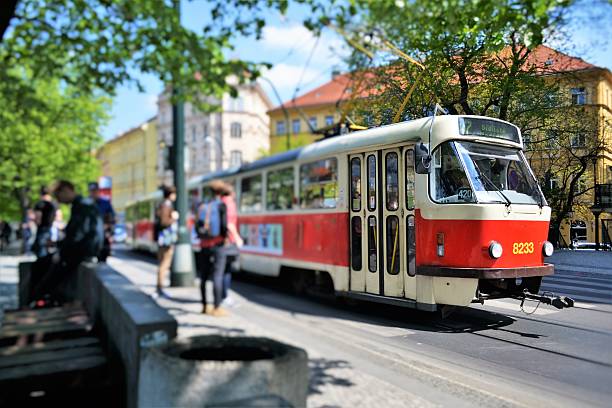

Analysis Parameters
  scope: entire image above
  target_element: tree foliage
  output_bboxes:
[313,0,609,241]
[0,0,294,220]
[0,71,109,220]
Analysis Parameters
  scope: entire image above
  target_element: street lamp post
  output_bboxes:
[170,0,195,286]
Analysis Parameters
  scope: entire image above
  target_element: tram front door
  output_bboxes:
[349,147,417,298]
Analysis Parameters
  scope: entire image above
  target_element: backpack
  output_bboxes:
[196,199,227,241]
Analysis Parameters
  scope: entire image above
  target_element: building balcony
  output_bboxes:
[594,183,612,211]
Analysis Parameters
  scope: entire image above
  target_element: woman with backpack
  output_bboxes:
[196,180,230,316]
[220,182,243,306]
[155,185,177,297]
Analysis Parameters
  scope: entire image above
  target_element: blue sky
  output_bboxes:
[101,1,612,140]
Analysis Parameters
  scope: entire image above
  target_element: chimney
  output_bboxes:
[331,70,341,80]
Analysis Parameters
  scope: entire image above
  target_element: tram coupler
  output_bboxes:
[515,289,574,309]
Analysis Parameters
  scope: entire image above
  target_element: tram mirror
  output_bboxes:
[415,143,431,174]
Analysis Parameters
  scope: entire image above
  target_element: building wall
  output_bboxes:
[268,105,342,154]
[97,118,158,215]
[157,81,272,186]
[524,69,612,246]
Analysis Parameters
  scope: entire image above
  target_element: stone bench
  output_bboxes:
[18,261,178,408]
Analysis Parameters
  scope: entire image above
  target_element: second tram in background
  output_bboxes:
[126,113,572,311]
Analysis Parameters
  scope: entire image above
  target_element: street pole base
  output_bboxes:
[170,242,195,287]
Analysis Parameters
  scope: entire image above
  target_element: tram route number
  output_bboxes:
[512,242,534,254]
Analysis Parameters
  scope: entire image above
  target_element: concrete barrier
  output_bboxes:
[138,335,308,408]
[76,262,177,408]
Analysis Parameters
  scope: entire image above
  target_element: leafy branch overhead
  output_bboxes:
[0,0,295,102]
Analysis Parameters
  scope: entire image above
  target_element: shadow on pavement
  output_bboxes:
[230,274,519,335]
[308,358,354,397]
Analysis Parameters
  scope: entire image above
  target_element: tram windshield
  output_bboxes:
[430,141,545,205]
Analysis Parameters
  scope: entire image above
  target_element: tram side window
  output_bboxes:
[351,216,362,271]
[125,206,134,223]
[266,167,294,211]
[300,158,338,209]
[386,152,399,211]
[367,216,377,272]
[405,149,415,210]
[240,175,263,212]
[351,157,361,212]
[367,155,376,211]
[138,202,150,220]
[386,216,400,275]
[430,142,475,203]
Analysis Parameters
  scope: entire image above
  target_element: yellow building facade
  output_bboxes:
[96,117,158,215]
[267,73,350,154]
[522,51,612,248]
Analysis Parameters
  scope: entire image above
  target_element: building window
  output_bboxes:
[550,178,559,190]
[192,125,197,142]
[276,121,286,135]
[571,87,586,105]
[203,123,209,138]
[576,177,587,194]
[230,150,242,167]
[522,132,531,148]
[292,119,301,134]
[325,115,334,126]
[266,167,294,210]
[300,158,338,209]
[229,96,244,111]
[230,122,242,138]
[309,116,317,131]
[546,130,559,149]
[571,133,586,147]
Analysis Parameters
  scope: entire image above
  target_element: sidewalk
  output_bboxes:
[104,255,438,408]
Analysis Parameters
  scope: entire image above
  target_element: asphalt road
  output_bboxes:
[111,247,612,408]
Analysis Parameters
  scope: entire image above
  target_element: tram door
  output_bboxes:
[349,151,380,294]
[403,148,417,299]
[382,148,404,297]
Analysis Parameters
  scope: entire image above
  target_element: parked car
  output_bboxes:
[571,240,612,250]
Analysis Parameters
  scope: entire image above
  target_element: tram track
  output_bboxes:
[237,280,608,407]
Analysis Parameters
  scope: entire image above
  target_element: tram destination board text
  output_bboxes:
[459,117,520,144]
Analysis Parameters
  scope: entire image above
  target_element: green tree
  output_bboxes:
[0,71,109,220]
[0,0,291,220]
[318,0,611,242]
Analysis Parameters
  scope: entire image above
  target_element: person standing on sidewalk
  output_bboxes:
[220,182,243,306]
[32,180,103,303]
[32,186,57,260]
[155,185,178,297]
[88,182,116,262]
[196,180,228,316]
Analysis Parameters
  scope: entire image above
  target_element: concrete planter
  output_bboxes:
[138,335,308,408]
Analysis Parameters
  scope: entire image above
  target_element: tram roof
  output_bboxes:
[183,115,522,187]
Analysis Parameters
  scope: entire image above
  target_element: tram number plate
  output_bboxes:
[512,242,534,255]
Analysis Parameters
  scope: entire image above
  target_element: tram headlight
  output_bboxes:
[488,241,503,259]
[543,241,554,257]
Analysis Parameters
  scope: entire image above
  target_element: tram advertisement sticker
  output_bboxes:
[240,223,283,255]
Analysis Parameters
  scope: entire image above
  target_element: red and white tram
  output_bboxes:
[127,114,570,311]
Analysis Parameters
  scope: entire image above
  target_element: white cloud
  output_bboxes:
[261,24,315,50]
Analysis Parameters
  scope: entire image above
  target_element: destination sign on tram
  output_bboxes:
[458,117,520,144]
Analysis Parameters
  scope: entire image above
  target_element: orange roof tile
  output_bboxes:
[269,73,352,113]
[269,45,601,112]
